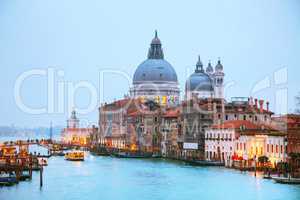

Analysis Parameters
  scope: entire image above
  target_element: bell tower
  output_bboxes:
[67,109,79,128]
[213,58,225,99]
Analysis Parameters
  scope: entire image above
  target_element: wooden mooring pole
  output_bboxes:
[40,166,43,188]
[29,155,33,180]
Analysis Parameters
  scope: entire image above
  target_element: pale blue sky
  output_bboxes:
[0,0,299,127]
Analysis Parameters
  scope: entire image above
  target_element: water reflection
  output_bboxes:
[0,146,300,200]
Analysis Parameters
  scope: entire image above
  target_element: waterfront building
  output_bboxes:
[181,98,223,160]
[160,107,182,157]
[126,101,162,153]
[97,98,163,152]
[97,98,132,149]
[205,121,238,167]
[129,31,180,106]
[272,114,300,154]
[205,120,287,167]
[61,110,93,146]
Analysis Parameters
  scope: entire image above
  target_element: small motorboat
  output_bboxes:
[65,151,84,161]
[0,173,18,186]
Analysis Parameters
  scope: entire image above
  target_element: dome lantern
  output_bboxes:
[206,60,214,74]
[195,55,204,73]
[147,30,164,59]
[215,58,223,71]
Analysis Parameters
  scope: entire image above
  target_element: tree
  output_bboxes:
[288,152,300,177]
[258,156,269,163]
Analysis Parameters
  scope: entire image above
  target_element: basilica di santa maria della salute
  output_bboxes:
[129,31,225,105]
[92,31,283,167]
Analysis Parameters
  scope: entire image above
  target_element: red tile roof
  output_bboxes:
[211,120,285,136]
[211,120,274,130]
[211,120,260,129]
[163,108,180,118]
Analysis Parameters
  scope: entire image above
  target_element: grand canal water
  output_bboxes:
[1,152,300,200]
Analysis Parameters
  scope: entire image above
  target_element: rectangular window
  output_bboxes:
[267,144,269,153]
[271,145,274,153]
[276,145,279,153]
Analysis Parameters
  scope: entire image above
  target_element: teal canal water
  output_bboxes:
[1,152,300,200]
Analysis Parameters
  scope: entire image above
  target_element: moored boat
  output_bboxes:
[184,159,224,167]
[51,150,65,156]
[272,177,300,184]
[90,146,110,156]
[0,173,18,186]
[65,151,84,161]
[112,151,152,158]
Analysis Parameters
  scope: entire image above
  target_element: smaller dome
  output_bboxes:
[206,61,213,73]
[186,72,214,92]
[215,59,223,71]
[186,56,214,92]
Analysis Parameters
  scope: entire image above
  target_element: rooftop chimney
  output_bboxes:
[259,99,264,113]
[254,99,258,108]
[266,101,269,112]
[249,97,253,107]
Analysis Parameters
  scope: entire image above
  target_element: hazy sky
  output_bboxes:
[0,0,299,127]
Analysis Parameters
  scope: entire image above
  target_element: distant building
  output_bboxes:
[61,110,93,146]
[67,110,79,128]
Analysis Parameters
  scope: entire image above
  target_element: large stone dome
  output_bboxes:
[133,59,178,84]
[130,31,180,106]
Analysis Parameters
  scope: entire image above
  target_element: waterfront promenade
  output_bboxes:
[1,152,300,200]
